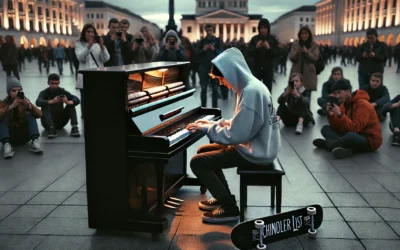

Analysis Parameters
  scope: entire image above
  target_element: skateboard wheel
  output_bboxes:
[257,244,267,249]
[307,207,316,215]
[254,220,264,229]
[308,228,317,238]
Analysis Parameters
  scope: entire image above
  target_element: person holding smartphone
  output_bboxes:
[75,23,110,118]
[36,74,81,139]
[131,32,153,63]
[0,76,43,159]
[276,73,315,135]
[312,79,382,159]
[157,30,187,62]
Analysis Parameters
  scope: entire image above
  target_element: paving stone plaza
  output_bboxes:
[0,61,400,250]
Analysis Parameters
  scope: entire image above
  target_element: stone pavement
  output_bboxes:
[0,60,400,250]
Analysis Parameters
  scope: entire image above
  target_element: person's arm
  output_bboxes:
[247,37,257,57]
[304,45,319,62]
[27,101,42,118]
[75,42,90,62]
[331,102,372,133]
[0,102,9,121]
[99,45,110,63]
[289,43,300,62]
[266,37,279,58]
[372,42,388,63]
[157,45,167,61]
[355,45,366,62]
[35,90,49,107]
[373,86,390,107]
[144,47,153,61]
[206,106,264,145]
[177,45,187,61]
[214,38,223,55]
[382,95,400,113]
[64,90,80,106]
[277,90,287,105]
[321,81,330,99]
[197,40,207,57]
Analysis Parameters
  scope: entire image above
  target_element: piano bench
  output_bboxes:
[237,159,285,222]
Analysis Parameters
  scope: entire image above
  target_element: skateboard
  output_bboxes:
[231,205,323,249]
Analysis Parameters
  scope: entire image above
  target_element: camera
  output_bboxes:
[58,95,65,98]
[116,31,122,38]
[329,96,340,106]
[135,38,144,44]
[93,35,101,43]
[169,41,176,45]
[289,80,295,88]
[17,91,25,99]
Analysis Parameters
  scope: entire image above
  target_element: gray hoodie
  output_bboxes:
[206,48,281,165]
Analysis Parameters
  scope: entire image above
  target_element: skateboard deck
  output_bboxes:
[231,205,323,249]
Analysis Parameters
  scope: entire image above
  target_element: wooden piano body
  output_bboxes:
[79,62,221,234]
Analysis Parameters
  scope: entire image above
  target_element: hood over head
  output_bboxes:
[211,47,254,93]
[133,32,146,41]
[258,18,270,34]
[162,30,181,45]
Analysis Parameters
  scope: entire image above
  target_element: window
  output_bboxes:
[19,19,24,30]
[101,23,104,29]
[91,14,94,18]
[46,8,50,17]
[39,22,43,32]
[198,1,201,7]
[46,23,50,32]
[18,2,23,11]
[29,20,33,30]
[7,0,13,10]
[187,26,192,33]
[300,24,303,28]
[252,26,256,33]
[8,17,14,29]
[87,14,90,18]
[300,17,303,21]
[101,14,103,18]
[66,15,68,21]
[59,12,62,19]
[208,1,211,7]
[243,1,246,7]
[96,14,99,18]
[234,1,237,7]
[53,24,57,32]
[312,17,314,22]
[38,7,42,15]
[53,10,56,18]
[97,23,100,29]
[219,1,224,8]
[59,2,62,8]
[213,1,216,7]
[306,18,309,22]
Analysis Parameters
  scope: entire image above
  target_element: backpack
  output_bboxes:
[315,54,325,75]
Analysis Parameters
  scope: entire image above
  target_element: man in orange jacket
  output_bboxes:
[312,79,382,159]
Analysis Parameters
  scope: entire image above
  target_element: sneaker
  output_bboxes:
[317,109,326,116]
[47,128,58,139]
[392,133,400,146]
[313,138,328,150]
[202,205,240,223]
[29,139,43,154]
[332,147,353,159]
[70,125,80,137]
[199,198,221,211]
[3,143,14,159]
[295,123,303,135]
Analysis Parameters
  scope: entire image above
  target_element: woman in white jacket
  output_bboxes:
[75,23,110,116]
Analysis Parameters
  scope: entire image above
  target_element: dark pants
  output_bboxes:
[198,67,219,108]
[321,125,371,152]
[252,67,273,93]
[358,72,371,89]
[4,64,20,80]
[40,105,78,130]
[277,102,310,127]
[318,97,328,110]
[73,61,79,80]
[56,59,63,75]
[191,69,197,87]
[389,107,400,132]
[0,114,40,145]
[38,58,50,74]
[303,90,312,108]
[190,144,253,206]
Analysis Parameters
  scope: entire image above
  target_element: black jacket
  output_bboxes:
[361,84,390,107]
[102,33,133,66]
[356,41,388,74]
[36,87,80,113]
[197,36,223,70]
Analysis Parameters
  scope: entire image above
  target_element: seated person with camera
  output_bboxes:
[313,79,382,159]
[317,67,350,116]
[186,48,281,223]
[0,76,43,159]
[360,73,390,122]
[132,32,154,63]
[157,30,187,62]
[276,73,315,135]
[36,74,80,139]
[382,94,400,146]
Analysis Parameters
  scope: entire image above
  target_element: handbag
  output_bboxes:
[315,53,325,75]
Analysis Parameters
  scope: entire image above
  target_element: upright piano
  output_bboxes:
[79,62,221,234]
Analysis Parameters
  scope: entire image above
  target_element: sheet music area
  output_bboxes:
[79,62,221,234]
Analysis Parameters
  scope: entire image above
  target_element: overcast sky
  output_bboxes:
[104,0,318,29]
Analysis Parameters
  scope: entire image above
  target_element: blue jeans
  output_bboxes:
[358,72,371,89]
[0,114,40,145]
[321,125,371,152]
[56,59,63,75]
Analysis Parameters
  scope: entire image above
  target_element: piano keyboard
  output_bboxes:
[168,115,215,146]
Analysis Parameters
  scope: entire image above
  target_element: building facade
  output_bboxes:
[0,0,85,47]
[180,0,262,42]
[270,6,316,44]
[85,1,161,40]
[315,0,400,46]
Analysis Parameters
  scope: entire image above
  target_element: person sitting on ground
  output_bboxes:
[276,73,315,135]
[312,79,382,159]
[360,72,390,121]
[382,94,400,146]
[0,76,43,159]
[36,73,81,139]
[317,67,350,116]
[185,48,281,223]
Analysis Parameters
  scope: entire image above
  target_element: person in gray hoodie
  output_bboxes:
[186,48,281,223]
[157,30,187,62]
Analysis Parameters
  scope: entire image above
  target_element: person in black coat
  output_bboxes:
[360,72,390,121]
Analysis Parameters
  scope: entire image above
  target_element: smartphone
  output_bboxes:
[116,31,122,37]
[169,41,176,45]
[289,80,295,88]
[93,35,101,43]
[135,38,144,44]
[58,95,65,98]
[17,91,25,99]
[330,96,339,106]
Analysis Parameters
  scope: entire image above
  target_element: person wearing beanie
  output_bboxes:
[356,28,388,89]
[35,73,81,139]
[312,79,382,159]
[248,18,278,93]
[360,72,390,121]
[0,76,43,159]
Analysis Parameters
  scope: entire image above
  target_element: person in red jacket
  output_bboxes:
[312,79,382,159]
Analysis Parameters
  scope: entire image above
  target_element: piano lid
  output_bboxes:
[78,61,190,74]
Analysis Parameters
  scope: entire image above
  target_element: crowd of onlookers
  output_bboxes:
[0,17,399,161]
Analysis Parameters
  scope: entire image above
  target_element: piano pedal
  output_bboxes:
[166,200,182,206]
[169,197,184,202]
[164,204,183,212]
